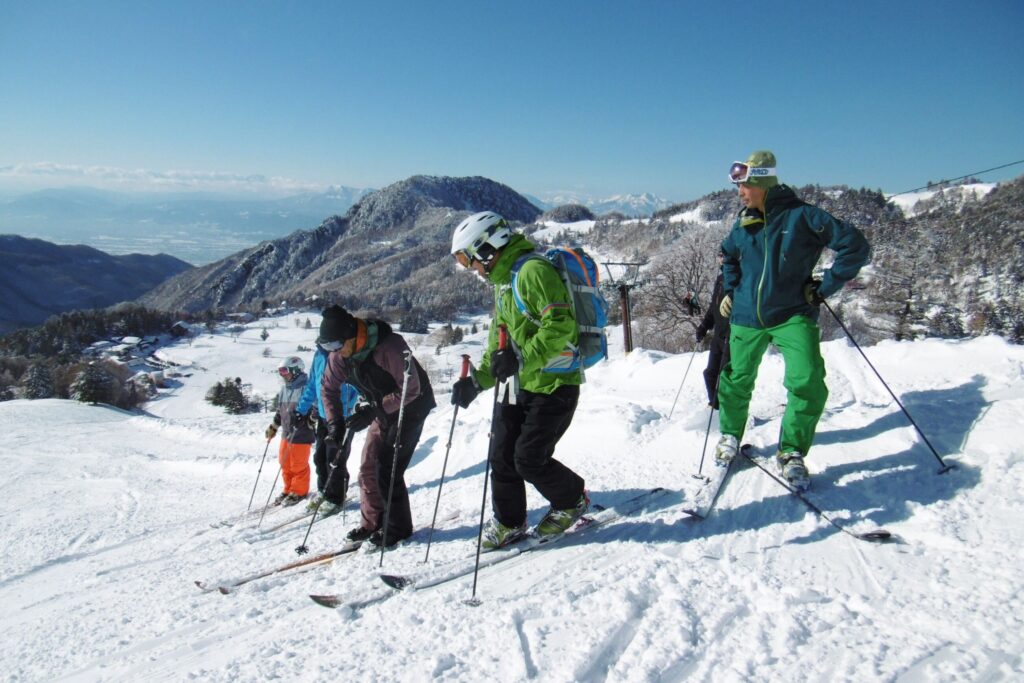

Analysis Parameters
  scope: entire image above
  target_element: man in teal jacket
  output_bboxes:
[450,211,588,549]
[715,151,870,490]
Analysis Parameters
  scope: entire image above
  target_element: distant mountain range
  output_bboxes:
[0,185,371,266]
[0,235,192,334]
[531,191,674,217]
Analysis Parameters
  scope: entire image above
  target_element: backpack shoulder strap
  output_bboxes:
[510,253,547,325]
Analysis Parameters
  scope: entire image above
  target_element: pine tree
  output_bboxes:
[21,363,55,399]
[70,363,113,405]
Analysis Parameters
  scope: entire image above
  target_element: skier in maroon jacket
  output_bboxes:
[318,305,436,548]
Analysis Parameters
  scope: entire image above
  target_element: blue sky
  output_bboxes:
[1,1,1022,201]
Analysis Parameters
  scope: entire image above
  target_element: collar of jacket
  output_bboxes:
[763,184,802,217]
[350,319,378,363]
[486,234,536,285]
[739,207,765,231]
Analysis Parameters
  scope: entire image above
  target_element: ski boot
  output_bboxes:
[281,493,304,507]
[535,492,590,539]
[714,434,739,467]
[777,451,810,491]
[317,498,343,518]
[481,519,528,551]
[306,493,324,512]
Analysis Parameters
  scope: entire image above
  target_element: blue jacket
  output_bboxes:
[298,347,358,419]
[721,184,870,329]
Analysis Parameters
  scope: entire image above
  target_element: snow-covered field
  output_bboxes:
[2,312,1022,682]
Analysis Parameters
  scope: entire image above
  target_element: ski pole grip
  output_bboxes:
[498,324,508,350]
[460,354,471,379]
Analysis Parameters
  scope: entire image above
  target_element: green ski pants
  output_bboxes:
[717,315,828,456]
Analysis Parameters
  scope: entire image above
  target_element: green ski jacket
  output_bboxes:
[474,234,581,394]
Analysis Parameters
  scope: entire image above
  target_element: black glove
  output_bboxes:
[345,404,376,433]
[292,410,311,429]
[451,376,480,408]
[325,420,345,445]
[695,328,707,344]
[804,279,825,306]
[490,348,521,383]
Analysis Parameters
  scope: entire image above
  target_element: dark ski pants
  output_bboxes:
[489,384,584,528]
[313,418,350,505]
[703,335,730,409]
[360,409,429,543]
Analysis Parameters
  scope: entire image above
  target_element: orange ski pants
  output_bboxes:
[278,439,311,496]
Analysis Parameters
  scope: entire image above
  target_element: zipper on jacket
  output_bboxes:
[756,218,769,327]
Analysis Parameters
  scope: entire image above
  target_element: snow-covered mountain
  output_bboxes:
[535,191,674,217]
[1,310,1021,681]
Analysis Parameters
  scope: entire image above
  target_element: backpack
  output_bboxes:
[510,246,610,374]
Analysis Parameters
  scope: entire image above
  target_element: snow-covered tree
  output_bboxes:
[70,362,113,405]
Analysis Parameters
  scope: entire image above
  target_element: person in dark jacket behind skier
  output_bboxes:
[695,250,730,409]
[265,356,316,506]
[296,344,359,517]
[319,305,436,548]
[449,211,589,551]
[713,150,870,491]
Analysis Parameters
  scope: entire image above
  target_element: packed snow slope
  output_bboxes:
[2,313,1022,682]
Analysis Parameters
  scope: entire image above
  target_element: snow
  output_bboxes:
[532,220,597,241]
[2,312,1024,682]
[888,183,997,218]
[669,206,704,224]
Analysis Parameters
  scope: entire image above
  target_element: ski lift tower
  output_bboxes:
[602,261,646,354]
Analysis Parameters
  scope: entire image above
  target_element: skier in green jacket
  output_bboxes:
[714,151,870,490]
[450,211,588,549]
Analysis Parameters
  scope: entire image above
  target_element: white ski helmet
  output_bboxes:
[451,211,513,266]
[277,355,305,375]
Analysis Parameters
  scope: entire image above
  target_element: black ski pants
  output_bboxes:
[703,335,730,410]
[313,418,350,505]
[489,384,584,528]
[373,408,430,544]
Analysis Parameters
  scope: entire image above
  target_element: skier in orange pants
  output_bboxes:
[265,356,315,506]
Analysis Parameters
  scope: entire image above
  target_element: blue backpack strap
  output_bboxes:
[510,253,545,326]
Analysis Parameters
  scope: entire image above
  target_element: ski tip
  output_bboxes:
[194,580,208,590]
[310,594,343,608]
[218,586,233,595]
[858,529,896,542]
[380,574,413,590]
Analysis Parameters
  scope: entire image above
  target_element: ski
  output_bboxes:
[209,504,286,529]
[682,444,749,519]
[309,487,670,609]
[195,541,363,593]
[739,447,895,543]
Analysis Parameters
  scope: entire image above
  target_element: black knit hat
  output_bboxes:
[318,305,358,343]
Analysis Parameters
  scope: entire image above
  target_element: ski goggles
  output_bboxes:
[317,339,345,352]
[453,249,475,269]
[729,161,777,184]
[277,367,293,376]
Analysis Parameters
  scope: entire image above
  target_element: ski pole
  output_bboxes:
[822,300,952,473]
[696,368,726,476]
[668,347,699,419]
[424,354,472,563]
[379,350,414,568]
[295,430,354,555]
[469,324,508,604]
[257,466,282,527]
[246,439,272,511]
[740,448,893,542]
